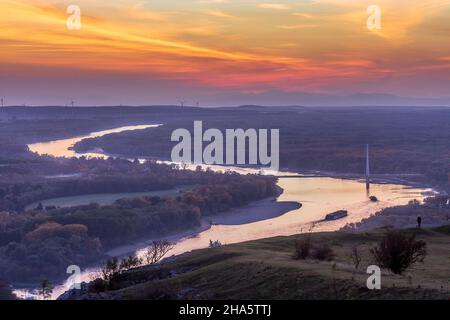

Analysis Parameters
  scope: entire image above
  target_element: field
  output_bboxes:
[25,186,191,210]
[68,226,450,300]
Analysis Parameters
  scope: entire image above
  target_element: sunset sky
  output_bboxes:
[1,0,450,106]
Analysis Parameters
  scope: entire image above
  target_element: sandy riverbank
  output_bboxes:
[13,195,301,300]
[106,197,301,257]
[210,198,301,225]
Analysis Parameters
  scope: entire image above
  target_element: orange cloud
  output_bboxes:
[1,0,449,98]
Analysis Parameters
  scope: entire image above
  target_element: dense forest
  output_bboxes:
[0,166,277,282]
[73,107,450,190]
[0,158,230,212]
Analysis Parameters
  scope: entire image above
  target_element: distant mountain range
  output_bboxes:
[209,91,450,107]
[3,92,450,108]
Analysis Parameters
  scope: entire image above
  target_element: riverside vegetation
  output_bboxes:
[0,159,278,283]
[73,106,450,192]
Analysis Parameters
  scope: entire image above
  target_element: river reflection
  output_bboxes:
[18,124,432,300]
[28,124,161,158]
[147,177,429,257]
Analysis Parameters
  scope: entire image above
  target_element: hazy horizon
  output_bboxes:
[1,1,450,106]
[2,92,450,108]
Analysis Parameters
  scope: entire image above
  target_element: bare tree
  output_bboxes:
[40,279,53,300]
[371,230,427,274]
[143,240,174,265]
[0,279,16,300]
[350,246,362,271]
[101,257,119,281]
[312,244,335,261]
[293,237,311,260]
[119,254,142,270]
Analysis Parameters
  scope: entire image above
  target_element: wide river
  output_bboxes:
[16,124,433,299]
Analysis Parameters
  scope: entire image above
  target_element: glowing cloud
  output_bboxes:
[0,0,449,105]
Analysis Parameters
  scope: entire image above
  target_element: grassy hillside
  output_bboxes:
[69,226,450,300]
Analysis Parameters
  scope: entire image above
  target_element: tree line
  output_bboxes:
[0,171,277,283]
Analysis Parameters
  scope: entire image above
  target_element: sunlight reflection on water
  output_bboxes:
[17,124,432,300]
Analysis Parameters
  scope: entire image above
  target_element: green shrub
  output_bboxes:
[312,244,335,261]
[293,237,311,260]
[371,230,427,274]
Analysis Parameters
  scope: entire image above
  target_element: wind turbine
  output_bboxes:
[70,98,75,116]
